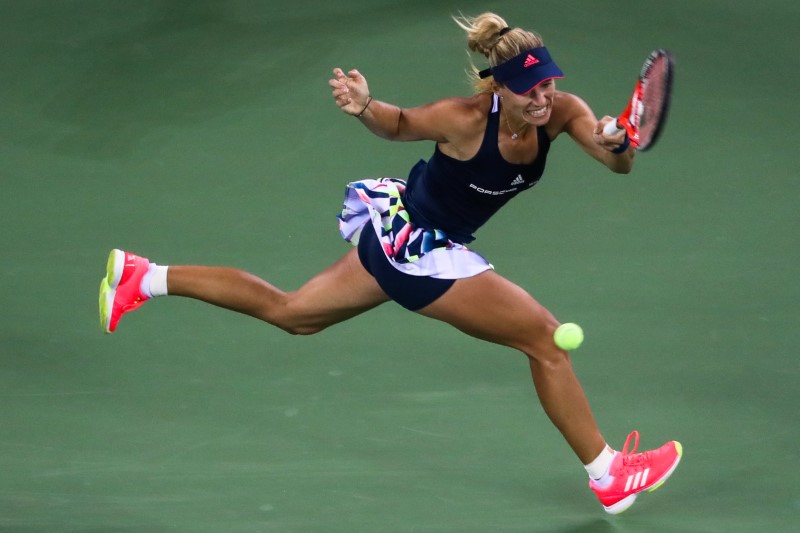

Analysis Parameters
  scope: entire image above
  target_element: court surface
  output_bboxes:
[1,1,798,531]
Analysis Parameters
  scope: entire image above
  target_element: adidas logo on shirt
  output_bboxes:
[510,175,525,186]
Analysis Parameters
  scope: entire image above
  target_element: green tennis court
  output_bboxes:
[2,1,797,531]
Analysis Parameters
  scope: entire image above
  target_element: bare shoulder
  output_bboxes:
[402,93,490,143]
[425,93,489,129]
[446,93,491,137]
[444,93,491,115]
[548,90,597,138]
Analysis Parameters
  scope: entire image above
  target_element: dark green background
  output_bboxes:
[2,1,798,531]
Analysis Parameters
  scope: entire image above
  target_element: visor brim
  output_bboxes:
[504,64,564,95]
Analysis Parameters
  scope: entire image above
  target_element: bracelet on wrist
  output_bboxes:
[356,95,373,117]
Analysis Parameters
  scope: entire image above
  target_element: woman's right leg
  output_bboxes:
[101,248,390,335]
[168,248,390,335]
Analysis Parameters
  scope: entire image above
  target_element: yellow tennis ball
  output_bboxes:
[554,323,584,351]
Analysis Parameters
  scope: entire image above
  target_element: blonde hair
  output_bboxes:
[453,12,544,94]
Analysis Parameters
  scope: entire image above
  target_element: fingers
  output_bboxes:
[596,116,621,136]
[329,67,370,115]
[329,68,348,90]
[347,68,363,81]
[594,117,610,135]
[594,116,627,151]
[329,67,351,108]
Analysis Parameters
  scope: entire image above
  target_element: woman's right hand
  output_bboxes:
[329,68,371,116]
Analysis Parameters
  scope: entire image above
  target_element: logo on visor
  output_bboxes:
[523,54,540,67]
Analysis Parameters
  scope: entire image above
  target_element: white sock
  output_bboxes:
[584,445,616,480]
[140,264,169,298]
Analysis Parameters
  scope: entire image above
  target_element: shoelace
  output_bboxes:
[620,430,650,468]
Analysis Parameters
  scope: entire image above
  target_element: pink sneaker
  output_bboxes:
[589,431,682,514]
[99,249,151,333]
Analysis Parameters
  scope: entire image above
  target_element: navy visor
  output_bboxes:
[479,46,564,94]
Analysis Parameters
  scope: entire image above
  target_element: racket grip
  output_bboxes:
[603,120,624,136]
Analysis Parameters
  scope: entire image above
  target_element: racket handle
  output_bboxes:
[603,120,624,136]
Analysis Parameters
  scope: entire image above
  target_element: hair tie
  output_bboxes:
[498,27,512,37]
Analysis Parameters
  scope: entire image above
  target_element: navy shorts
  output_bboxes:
[357,226,455,311]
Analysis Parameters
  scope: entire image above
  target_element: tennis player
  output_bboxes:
[99,12,681,514]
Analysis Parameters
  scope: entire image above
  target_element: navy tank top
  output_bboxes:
[403,94,551,243]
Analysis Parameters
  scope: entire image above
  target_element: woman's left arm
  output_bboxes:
[559,93,635,174]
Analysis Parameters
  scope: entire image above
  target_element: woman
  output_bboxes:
[99,12,681,514]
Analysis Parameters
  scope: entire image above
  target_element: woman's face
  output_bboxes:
[500,79,556,126]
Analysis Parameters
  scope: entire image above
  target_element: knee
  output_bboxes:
[256,292,327,336]
[275,301,328,336]
[280,323,326,336]
[521,316,568,365]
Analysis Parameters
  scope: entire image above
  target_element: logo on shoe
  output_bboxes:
[624,467,650,492]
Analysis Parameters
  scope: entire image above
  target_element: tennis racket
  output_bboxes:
[603,49,674,151]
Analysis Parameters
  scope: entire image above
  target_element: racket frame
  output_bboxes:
[603,49,674,151]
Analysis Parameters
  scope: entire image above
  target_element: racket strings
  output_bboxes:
[638,56,672,148]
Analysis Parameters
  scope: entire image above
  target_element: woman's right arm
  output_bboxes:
[329,67,465,143]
